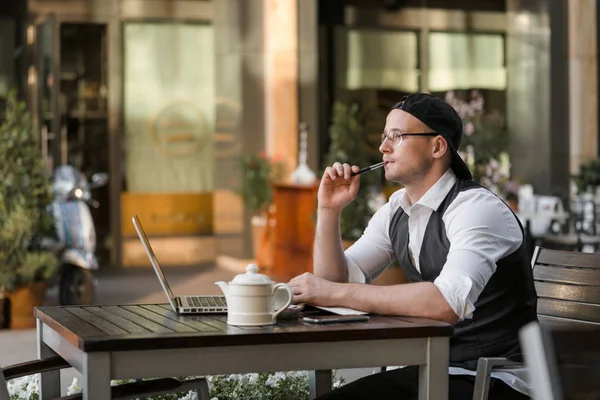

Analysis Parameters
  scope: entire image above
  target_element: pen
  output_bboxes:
[350,161,385,177]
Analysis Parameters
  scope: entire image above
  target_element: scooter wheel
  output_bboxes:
[59,265,94,305]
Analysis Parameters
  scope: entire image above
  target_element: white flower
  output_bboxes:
[464,122,475,136]
[247,373,260,384]
[67,377,83,395]
[7,375,40,399]
[178,390,199,400]
[265,374,279,387]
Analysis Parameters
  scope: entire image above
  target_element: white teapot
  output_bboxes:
[215,264,294,326]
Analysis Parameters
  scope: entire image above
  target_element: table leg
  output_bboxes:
[418,337,449,400]
[36,319,60,399]
[82,352,111,400]
[309,369,332,399]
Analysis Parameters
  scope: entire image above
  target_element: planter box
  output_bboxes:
[8,281,47,329]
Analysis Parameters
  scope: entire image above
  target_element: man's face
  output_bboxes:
[379,109,437,184]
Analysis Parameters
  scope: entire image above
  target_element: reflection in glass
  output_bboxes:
[123,22,215,193]
[336,28,419,93]
[429,32,506,92]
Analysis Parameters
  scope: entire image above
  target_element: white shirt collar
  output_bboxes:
[397,169,457,213]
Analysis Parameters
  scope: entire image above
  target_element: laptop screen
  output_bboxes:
[132,214,177,308]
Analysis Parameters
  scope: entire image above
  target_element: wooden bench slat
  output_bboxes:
[120,305,197,333]
[101,306,176,334]
[139,305,221,332]
[65,307,129,335]
[536,249,600,269]
[538,315,600,329]
[535,281,600,304]
[537,298,600,323]
[533,264,600,286]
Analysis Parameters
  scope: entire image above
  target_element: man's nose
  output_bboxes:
[379,141,391,154]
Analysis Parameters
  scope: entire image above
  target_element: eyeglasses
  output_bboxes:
[381,131,439,147]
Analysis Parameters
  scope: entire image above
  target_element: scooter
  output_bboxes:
[47,165,109,305]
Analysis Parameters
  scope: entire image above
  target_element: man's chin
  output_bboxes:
[385,171,404,184]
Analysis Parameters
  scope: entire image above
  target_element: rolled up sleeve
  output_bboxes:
[433,191,523,320]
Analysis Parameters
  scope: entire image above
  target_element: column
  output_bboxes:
[298,0,319,171]
[213,0,300,260]
[264,0,299,177]
[506,0,573,197]
[568,0,598,175]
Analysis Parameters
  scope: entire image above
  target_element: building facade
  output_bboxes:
[0,0,597,268]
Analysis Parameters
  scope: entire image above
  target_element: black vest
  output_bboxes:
[389,179,538,369]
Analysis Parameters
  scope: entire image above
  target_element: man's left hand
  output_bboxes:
[288,273,338,306]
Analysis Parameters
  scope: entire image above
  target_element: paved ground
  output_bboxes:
[0,264,376,395]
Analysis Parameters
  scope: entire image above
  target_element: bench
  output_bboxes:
[472,246,600,400]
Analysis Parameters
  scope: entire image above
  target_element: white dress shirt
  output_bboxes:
[344,169,529,395]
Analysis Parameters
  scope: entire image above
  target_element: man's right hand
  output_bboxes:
[318,162,361,211]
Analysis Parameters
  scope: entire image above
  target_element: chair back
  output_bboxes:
[531,246,600,328]
[522,246,600,400]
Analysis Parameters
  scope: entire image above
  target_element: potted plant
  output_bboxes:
[323,101,381,245]
[0,90,58,328]
[236,153,285,269]
[572,158,600,194]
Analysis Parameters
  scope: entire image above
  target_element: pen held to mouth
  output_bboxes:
[350,161,386,177]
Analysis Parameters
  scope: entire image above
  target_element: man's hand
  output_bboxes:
[318,162,361,211]
[289,273,339,306]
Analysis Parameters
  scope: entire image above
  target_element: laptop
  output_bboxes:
[132,214,227,314]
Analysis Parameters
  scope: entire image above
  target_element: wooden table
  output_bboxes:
[35,304,453,400]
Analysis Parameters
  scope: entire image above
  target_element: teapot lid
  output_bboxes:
[230,264,273,285]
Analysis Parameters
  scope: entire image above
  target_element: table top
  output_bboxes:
[35,304,453,352]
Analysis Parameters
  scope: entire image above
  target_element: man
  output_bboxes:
[289,93,537,400]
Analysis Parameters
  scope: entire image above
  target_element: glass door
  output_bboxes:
[33,13,61,172]
[31,17,111,266]
[59,22,110,265]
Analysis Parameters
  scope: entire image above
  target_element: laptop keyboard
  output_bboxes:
[188,296,227,308]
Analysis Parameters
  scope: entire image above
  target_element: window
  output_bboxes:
[336,28,419,92]
[428,32,506,92]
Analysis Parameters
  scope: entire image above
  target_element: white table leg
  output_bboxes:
[36,319,60,399]
[419,337,449,400]
[309,369,332,399]
[82,352,111,400]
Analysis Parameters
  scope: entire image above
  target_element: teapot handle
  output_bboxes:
[272,283,294,321]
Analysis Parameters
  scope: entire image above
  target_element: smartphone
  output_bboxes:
[302,315,370,324]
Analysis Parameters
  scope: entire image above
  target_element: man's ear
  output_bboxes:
[432,136,449,160]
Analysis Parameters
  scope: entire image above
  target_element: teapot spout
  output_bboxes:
[215,281,229,297]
